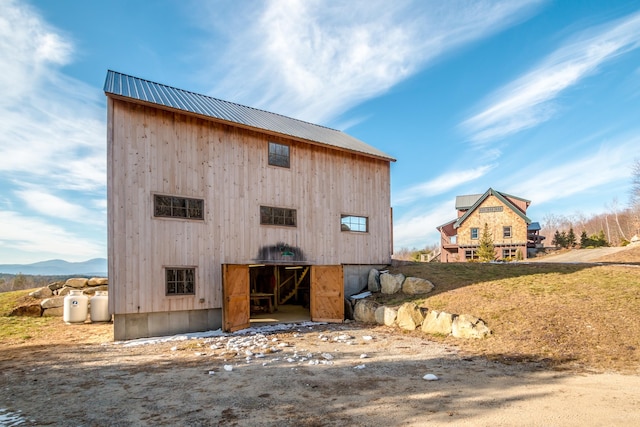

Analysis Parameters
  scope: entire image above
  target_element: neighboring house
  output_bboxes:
[437,188,542,263]
[104,71,395,340]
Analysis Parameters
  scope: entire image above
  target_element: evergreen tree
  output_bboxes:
[552,230,562,248]
[477,223,495,262]
[580,230,589,248]
[567,227,577,248]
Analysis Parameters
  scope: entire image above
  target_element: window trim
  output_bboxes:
[340,214,368,233]
[268,141,290,168]
[260,205,297,227]
[470,227,479,240]
[165,266,196,296]
[503,226,512,238]
[153,194,204,220]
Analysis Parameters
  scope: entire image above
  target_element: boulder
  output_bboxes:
[41,296,65,309]
[374,306,397,326]
[29,287,53,299]
[380,273,404,294]
[88,277,108,286]
[402,277,435,295]
[396,302,425,331]
[451,314,492,339]
[47,281,65,292]
[42,307,64,317]
[353,300,379,323]
[65,278,89,289]
[344,298,354,320]
[83,285,108,295]
[421,310,455,335]
[10,304,42,317]
[367,269,380,292]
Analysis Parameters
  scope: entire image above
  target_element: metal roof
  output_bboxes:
[104,70,395,162]
[454,188,531,229]
[455,194,483,210]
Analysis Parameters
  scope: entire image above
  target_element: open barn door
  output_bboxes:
[223,264,250,332]
[310,265,344,322]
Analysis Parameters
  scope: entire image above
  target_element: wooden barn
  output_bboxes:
[104,71,395,340]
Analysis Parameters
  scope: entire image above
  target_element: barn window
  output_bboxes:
[470,228,479,239]
[154,195,204,220]
[165,267,195,295]
[260,206,297,227]
[503,226,512,238]
[268,142,290,168]
[341,215,368,232]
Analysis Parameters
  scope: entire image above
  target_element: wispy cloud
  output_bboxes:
[201,0,544,124]
[14,188,103,226]
[462,10,640,144]
[393,164,495,205]
[393,203,453,250]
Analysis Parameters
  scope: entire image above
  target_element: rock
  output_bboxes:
[10,304,42,317]
[353,300,379,323]
[88,277,108,286]
[423,373,439,381]
[344,298,354,320]
[47,281,65,292]
[65,278,89,289]
[374,306,397,326]
[58,287,74,297]
[42,307,65,317]
[402,277,435,295]
[396,302,425,331]
[367,269,380,292]
[451,314,492,339]
[421,310,455,335]
[29,287,53,299]
[83,285,109,296]
[41,296,65,309]
[380,273,404,294]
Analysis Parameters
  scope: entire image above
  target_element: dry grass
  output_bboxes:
[383,260,640,373]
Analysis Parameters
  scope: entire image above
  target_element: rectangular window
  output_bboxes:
[341,215,368,232]
[465,249,478,260]
[503,226,512,238]
[166,267,195,295]
[471,228,479,239]
[154,195,204,220]
[268,142,290,168]
[260,206,297,227]
[502,248,518,259]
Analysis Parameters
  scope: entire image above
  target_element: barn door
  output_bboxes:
[222,264,250,332]
[310,265,344,322]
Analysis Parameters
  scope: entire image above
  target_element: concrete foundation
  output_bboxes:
[343,264,388,297]
[114,308,222,341]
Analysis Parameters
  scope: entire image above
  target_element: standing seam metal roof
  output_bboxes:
[104,70,395,162]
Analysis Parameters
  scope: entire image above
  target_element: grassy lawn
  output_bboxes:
[384,262,640,372]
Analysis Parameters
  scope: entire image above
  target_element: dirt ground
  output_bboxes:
[1,321,639,426]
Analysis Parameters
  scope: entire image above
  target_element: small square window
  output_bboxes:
[341,215,368,232]
[166,267,195,295]
[471,228,479,240]
[268,142,290,168]
[503,226,512,238]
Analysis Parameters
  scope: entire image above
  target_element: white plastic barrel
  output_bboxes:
[89,291,110,322]
[63,290,88,324]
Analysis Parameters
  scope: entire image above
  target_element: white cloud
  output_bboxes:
[203,0,544,124]
[462,10,640,144]
[393,164,495,205]
[0,211,105,263]
[14,188,103,225]
[393,203,453,250]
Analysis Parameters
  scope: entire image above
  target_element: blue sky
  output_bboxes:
[1,0,640,263]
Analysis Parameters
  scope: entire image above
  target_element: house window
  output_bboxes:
[268,142,290,168]
[154,195,204,220]
[341,215,368,232]
[166,267,195,295]
[502,248,518,259]
[471,228,479,239]
[260,206,297,227]
[503,226,512,238]
[465,249,478,260]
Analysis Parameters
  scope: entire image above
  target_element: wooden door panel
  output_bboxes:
[223,264,250,332]
[310,265,344,323]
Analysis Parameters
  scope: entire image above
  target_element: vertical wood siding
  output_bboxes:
[108,100,392,315]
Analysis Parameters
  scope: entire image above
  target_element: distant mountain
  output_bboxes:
[0,258,107,276]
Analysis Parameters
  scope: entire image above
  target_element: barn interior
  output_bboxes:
[249,265,311,325]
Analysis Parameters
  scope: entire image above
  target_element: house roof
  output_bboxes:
[455,194,483,210]
[528,222,541,231]
[104,70,395,162]
[453,188,531,229]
